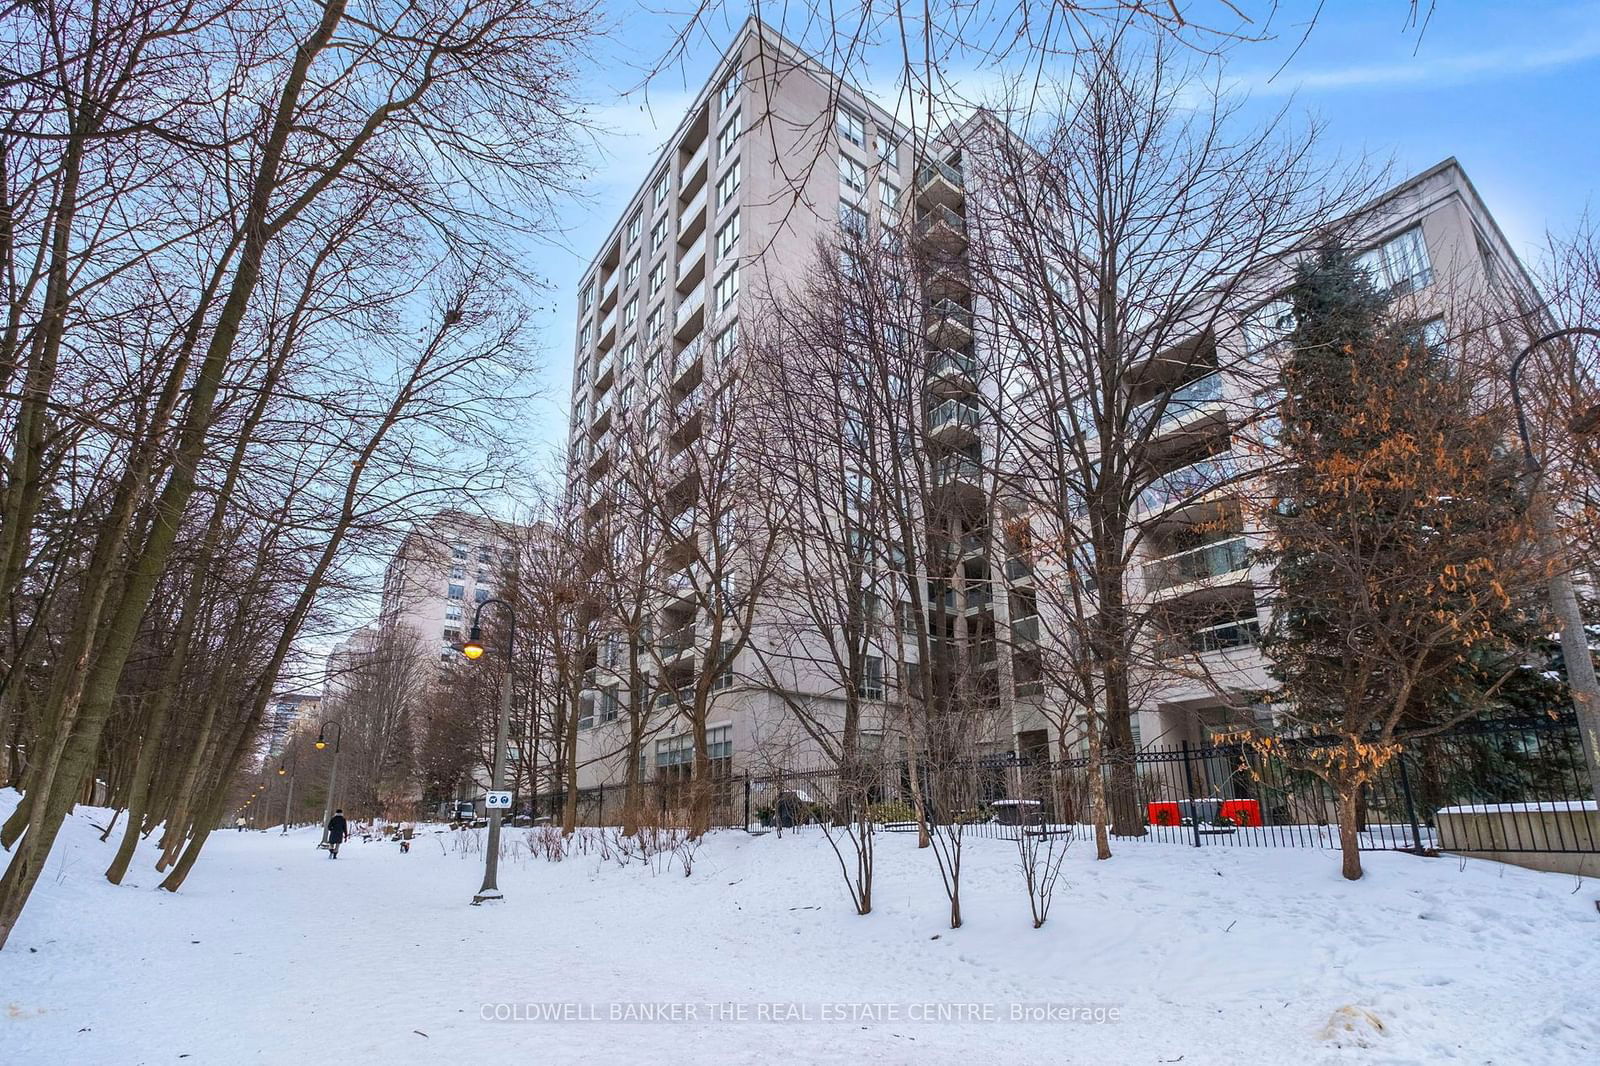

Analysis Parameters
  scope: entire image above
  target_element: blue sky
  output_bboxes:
[510,0,1600,466]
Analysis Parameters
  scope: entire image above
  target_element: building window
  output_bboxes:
[451,542,468,560]
[580,283,594,314]
[858,655,884,699]
[717,109,741,158]
[626,209,642,247]
[645,305,663,340]
[445,603,462,621]
[650,216,668,251]
[879,177,900,212]
[478,544,492,563]
[447,583,465,600]
[624,255,640,288]
[443,626,461,643]
[839,202,868,238]
[599,685,620,723]
[450,564,465,580]
[1357,225,1433,296]
[836,107,865,147]
[840,154,867,196]
[716,160,741,208]
[648,260,665,296]
[720,68,741,109]
[712,640,737,691]
[1242,299,1295,355]
[475,587,490,603]
[652,171,669,208]
[715,213,739,260]
[714,265,739,311]
[707,724,732,760]
[875,132,895,163]
[579,698,594,730]
[656,733,693,767]
[619,381,635,408]
[713,321,738,364]
[619,338,637,370]
[623,297,638,330]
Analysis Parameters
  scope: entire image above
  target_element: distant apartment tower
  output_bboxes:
[262,692,322,757]
[379,510,519,665]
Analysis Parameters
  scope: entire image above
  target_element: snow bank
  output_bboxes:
[1,788,1596,1064]
[1437,800,1598,814]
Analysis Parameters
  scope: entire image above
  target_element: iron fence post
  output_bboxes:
[743,776,752,831]
[1181,741,1202,848]
[1396,750,1425,854]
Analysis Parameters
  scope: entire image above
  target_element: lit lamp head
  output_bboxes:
[277,765,287,776]
[314,734,327,750]
[460,624,486,662]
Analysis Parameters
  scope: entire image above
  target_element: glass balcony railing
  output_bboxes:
[1144,536,1249,592]
[917,159,964,191]
[1136,453,1237,514]
[657,624,696,659]
[964,586,992,612]
[914,203,967,238]
[1005,556,1034,581]
[1012,615,1040,643]
[928,398,981,433]
[928,348,976,379]
[1175,616,1262,655]
[934,454,981,485]
[927,298,972,331]
[1131,371,1224,435]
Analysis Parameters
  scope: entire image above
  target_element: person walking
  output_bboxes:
[325,809,348,859]
[235,816,246,833]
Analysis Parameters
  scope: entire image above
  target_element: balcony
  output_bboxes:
[653,684,697,712]
[657,622,696,661]
[1012,614,1040,644]
[1005,556,1035,583]
[1131,371,1225,438]
[674,288,705,343]
[927,398,981,441]
[1170,616,1262,656]
[599,270,620,311]
[928,348,976,388]
[592,352,615,393]
[1144,536,1249,594]
[675,383,706,422]
[679,184,708,242]
[1136,453,1238,517]
[925,260,971,303]
[596,307,618,351]
[914,203,967,250]
[586,436,611,479]
[676,233,707,291]
[681,139,710,199]
[933,453,981,489]
[916,159,965,209]
[925,298,973,348]
[589,397,613,435]
[963,586,993,614]
[662,568,696,599]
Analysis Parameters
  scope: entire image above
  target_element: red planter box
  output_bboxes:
[1147,801,1183,827]
[1219,799,1262,827]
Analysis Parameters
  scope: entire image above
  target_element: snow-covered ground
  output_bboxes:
[1,789,1596,1065]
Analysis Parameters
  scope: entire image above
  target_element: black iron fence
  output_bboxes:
[525,714,1597,855]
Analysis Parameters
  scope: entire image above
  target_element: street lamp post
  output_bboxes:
[315,721,343,846]
[1508,325,1600,808]
[278,759,295,834]
[456,597,515,905]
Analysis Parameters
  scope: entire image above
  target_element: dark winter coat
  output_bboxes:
[327,814,348,842]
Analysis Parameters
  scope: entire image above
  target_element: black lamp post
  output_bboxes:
[314,720,343,846]
[455,597,515,904]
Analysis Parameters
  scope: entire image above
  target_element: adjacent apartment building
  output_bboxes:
[563,16,1539,791]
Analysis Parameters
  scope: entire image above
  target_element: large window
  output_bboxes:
[624,255,640,288]
[716,160,741,208]
[858,655,884,699]
[620,338,637,369]
[650,216,668,251]
[715,213,739,260]
[713,321,738,363]
[657,733,693,767]
[714,265,739,311]
[626,209,642,247]
[1242,299,1295,355]
[720,68,741,109]
[447,582,465,600]
[836,107,865,147]
[840,155,867,195]
[839,201,868,238]
[623,297,638,330]
[1357,225,1433,296]
[707,724,732,759]
[648,260,665,295]
[652,171,669,208]
[579,283,593,314]
[717,110,741,158]
[875,132,895,163]
[879,177,900,212]
[645,304,663,340]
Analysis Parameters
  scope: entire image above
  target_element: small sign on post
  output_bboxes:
[485,791,512,810]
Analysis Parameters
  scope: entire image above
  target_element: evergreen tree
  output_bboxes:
[1256,245,1539,879]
